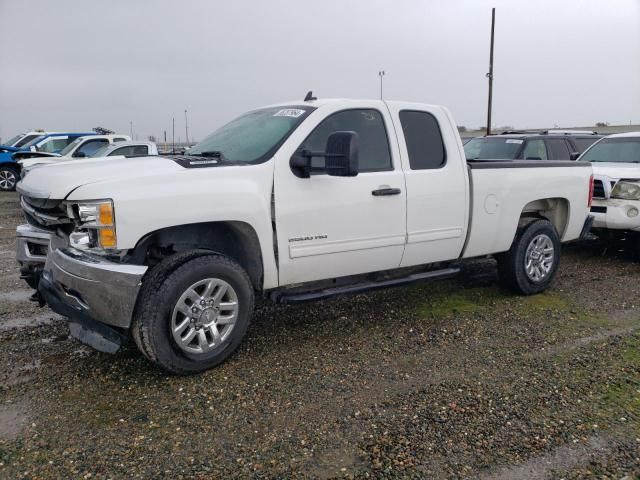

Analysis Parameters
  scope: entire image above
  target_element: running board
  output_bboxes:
[271,267,461,304]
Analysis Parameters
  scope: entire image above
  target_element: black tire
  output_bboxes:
[0,165,18,192]
[496,219,560,295]
[131,252,254,375]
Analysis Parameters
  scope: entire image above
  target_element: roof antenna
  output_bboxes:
[304,91,317,102]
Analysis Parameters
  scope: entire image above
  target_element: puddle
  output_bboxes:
[481,435,610,480]
[0,290,35,303]
[4,360,42,387]
[0,402,29,441]
[0,313,63,332]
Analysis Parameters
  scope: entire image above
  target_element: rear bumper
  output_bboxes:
[40,247,148,330]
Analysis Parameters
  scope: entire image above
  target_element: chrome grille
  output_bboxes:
[20,196,70,229]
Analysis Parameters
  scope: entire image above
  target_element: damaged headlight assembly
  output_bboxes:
[610,181,640,200]
[66,199,117,251]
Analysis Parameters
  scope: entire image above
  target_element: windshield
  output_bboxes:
[188,106,314,162]
[464,137,523,160]
[58,137,85,156]
[581,137,640,163]
[4,134,23,146]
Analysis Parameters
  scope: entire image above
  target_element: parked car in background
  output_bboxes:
[1,131,50,148]
[16,97,594,374]
[13,141,158,177]
[90,140,158,158]
[14,134,130,161]
[464,131,602,161]
[0,132,95,191]
[579,132,640,238]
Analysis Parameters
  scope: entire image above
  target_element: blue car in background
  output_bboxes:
[0,132,94,191]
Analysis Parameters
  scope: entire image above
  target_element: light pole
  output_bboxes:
[184,109,189,144]
[130,121,133,139]
[378,70,385,100]
[172,117,175,152]
[485,8,496,136]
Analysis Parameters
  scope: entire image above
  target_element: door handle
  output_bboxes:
[372,187,402,196]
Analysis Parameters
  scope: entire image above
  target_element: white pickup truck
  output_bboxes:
[16,97,594,374]
[579,133,640,237]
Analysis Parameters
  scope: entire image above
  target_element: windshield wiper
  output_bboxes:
[184,150,248,166]
[189,150,226,159]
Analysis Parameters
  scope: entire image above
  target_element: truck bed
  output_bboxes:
[462,160,592,258]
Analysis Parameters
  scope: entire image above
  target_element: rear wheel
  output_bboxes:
[132,252,254,374]
[0,165,18,191]
[497,219,560,295]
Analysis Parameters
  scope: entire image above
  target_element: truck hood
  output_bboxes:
[17,155,184,199]
[591,162,640,180]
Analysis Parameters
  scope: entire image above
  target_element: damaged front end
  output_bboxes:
[16,191,73,300]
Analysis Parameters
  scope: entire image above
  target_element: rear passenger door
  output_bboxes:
[386,103,469,267]
[546,138,572,160]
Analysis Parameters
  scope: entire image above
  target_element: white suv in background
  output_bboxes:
[580,132,640,235]
[16,134,131,169]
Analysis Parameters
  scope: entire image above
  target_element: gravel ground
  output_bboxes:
[0,190,639,479]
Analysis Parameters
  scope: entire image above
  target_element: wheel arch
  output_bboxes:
[519,197,570,238]
[128,221,264,291]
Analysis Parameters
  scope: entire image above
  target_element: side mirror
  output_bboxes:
[290,131,359,178]
[324,131,359,177]
[30,146,36,152]
[569,151,580,161]
[74,151,87,158]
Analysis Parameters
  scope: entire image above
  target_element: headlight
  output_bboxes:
[67,199,117,250]
[611,181,640,200]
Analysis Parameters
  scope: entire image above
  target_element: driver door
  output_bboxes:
[273,104,407,286]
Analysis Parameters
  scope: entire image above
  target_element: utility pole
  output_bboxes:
[172,117,175,152]
[378,70,385,100]
[184,109,189,144]
[485,8,496,136]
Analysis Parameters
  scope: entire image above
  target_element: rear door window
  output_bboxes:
[399,110,446,169]
[546,138,571,160]
[522,139,548,160]
[37,137,70,153]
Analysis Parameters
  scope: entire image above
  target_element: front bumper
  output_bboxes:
[16,223,57,291]
[39,247,147,344]
[16,223,51,265]
[590,198,640,231]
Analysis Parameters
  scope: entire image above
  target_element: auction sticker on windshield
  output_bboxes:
[506,139,524,144]
[273,109,306,118]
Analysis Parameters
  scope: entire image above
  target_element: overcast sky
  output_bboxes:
[1,0,639,142]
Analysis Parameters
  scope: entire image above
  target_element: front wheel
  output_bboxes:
[132,253,254,374]
[0,165,18,191]
[497,219,560,295]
